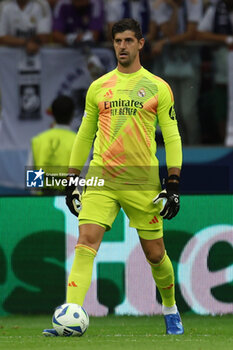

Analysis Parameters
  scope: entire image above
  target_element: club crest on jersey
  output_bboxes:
[137,88,146,97]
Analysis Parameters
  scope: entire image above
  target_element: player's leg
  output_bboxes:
[138,232,184,335]
[66,223,105,306]
[119,185,183,334]
[43,223,105,337]
[139,235,175,307]
[66,187,120,307]
[43,188,120,336]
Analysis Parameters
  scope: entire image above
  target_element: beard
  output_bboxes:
[118,57,132,67]
[117,52,138,67]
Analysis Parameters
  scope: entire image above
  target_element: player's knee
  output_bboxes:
[78,235,98,248]
[77,232,103,252]
[77,224,105,251]
[141,238,165,264]
[146,250,164,264]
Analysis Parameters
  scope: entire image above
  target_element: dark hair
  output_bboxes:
[51,95,75,124]
[112,18,143,40]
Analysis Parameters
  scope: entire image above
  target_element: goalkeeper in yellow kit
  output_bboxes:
[43,18,184,336]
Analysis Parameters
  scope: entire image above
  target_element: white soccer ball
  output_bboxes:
[52,303,89,336]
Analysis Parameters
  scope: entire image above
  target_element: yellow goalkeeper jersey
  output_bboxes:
[70,66,182,184]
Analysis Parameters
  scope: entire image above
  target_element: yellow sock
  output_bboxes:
[66,244,97,306]
[148,253,175,307]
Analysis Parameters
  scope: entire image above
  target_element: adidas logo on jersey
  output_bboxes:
[149,215,159,224]
[68,281,78,287]
[104,89,113,98]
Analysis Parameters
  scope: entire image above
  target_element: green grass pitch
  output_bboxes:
[0,314,233,350]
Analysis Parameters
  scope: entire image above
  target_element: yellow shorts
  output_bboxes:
[79,184,163,237]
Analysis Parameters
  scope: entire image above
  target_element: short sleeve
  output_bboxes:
[53,2,66,32]
[89,0,104,31]
[104,0,124,23]
[186,0,203,24]
[0,6,9,36]
[149,0,173,25]
[198,6,215,32]
[37,1,52,33]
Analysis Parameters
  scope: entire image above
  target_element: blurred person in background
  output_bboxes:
[29,95,76,194]
[52,0,105,80]
[105,0,151,40]
[47,0,59,14]
[197,0,233,143]
[52,0,105,46]
[0,0,52,54]
[148,0,203,145]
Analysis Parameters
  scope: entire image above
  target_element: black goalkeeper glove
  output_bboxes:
[65,177,81,217]
[153,175,180,220]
